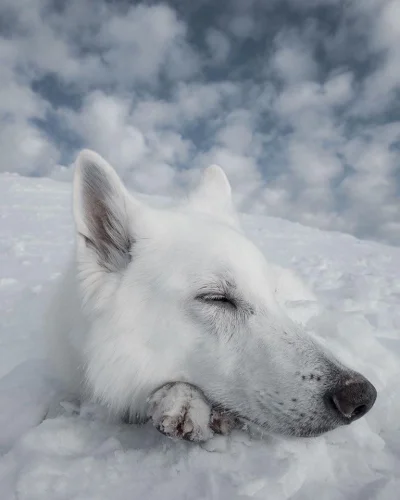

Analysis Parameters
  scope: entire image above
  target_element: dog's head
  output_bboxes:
[73,149,376,437]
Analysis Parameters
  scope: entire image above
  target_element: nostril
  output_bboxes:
[328,377,377,422]
[352,404,367,418]
[331,393,355,419]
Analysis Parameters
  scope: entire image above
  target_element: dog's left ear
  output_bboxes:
[73,149,138,274]
[189,165,239,228]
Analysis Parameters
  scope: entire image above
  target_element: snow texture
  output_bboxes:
[0,173,400,499]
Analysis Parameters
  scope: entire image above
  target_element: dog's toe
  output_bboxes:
[147,382,214,442]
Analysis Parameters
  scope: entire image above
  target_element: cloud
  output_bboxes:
[0,0,400,246]
[346,0,400,117]
[0,121,60,177]
[271,30,318,83]
[205,29,231,64]
[99,4,200,85]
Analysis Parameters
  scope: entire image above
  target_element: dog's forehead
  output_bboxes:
[155,210,271,283]
[173,213,254,250]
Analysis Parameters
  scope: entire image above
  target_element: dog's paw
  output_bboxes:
[147,383,214,442]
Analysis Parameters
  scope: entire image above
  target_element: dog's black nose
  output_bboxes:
[329,377,377,422]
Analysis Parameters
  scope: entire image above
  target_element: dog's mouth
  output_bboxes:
[210,402,344,439]
[244,415,349,439]
[208,372,377,439]
[212,398,374,439]
[232,413,340,438]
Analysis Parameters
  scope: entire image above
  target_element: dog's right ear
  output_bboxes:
[73,149,138,273]
[188,165,240,228]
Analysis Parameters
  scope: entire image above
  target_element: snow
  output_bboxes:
[1,173,400,499]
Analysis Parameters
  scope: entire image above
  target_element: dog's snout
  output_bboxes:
[327,377,377,422]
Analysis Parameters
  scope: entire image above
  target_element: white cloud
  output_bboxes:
[229,15,255,38]
[67,92,148,170]
[205,29,231,64]
[339,122,400,244]
[130,81,238,132]
[287,141,342,186]
[100,4,199,85]
[173,82,238,122]
[0,121,59,176]
[216,111,256,155]
[342,0,400,116]
[59,90,198,194]
[271,31,318,83]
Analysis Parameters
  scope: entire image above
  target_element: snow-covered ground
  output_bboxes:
[1,173,400,500]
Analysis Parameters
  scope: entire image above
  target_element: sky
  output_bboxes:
[1,0,400,246]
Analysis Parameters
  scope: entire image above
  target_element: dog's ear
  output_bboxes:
[73,149,137,273]
[189,165,239,228]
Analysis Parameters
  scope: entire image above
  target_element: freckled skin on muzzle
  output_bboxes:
[192,324,378,439]
[220,371,377,438]
[206,373,377,438]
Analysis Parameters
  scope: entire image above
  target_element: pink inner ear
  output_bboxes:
[74,150,133,273]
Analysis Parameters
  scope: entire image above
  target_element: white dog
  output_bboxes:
[46,149,377,442]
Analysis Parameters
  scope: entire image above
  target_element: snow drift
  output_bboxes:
[0,173,399,500]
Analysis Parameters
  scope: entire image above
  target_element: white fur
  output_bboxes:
[46,149,372,437]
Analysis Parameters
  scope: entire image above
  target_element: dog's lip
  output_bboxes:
[238,414,340,438]
[211,408,266,433]
[211,405,344,438]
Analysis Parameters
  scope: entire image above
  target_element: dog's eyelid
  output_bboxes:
[197,292,231,300]
[196,292,237,309]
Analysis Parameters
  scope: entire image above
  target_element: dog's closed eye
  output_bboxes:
[196,293,237,310]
